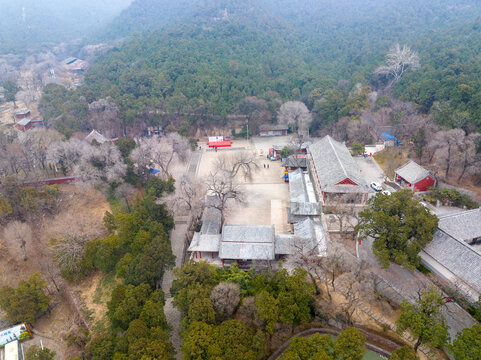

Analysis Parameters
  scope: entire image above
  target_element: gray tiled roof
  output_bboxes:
[290,202,321,216]
[437,208,481,242]
[282,155,308,168]
[289,169,308,203]
[274,218,327,256]
[16,118,31,126]
[188,233,221,252]
[200,197,222,234]
[394,160,432,184]
[14,108,30,116]
[309,135,370,193]
[85,129,108,144]
[424,229,481,294]
[289,169,321,215]
[219,225,275,260]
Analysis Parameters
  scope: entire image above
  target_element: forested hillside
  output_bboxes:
[39,0,481,137]
[395,17,481,133]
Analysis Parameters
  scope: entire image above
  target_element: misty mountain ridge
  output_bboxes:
[99,0,481,41]
[0,0,132,54]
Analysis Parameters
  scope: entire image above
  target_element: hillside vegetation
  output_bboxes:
[37,0,481,137]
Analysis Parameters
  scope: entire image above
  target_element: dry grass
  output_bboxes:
[374,147,412,179]
[0,185,111,358]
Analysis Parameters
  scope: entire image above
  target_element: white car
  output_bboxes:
[370,182,382,192]
[382,190,391,196]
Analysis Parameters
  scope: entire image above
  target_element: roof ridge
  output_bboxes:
[326,135,348,179]
[438,228,481,257]
[438,208,481,219]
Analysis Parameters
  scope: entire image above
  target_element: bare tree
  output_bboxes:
[375,44,420,90]
[131,133,191,180]
[277,101,312,136]
[335,260,372,325]
[330,200,359,239]
[216,151,260,180]
[24,129,63,173]
[210,282,241,320]
[206,170,244,226]
[74,143,127,188]
[2,221,32,261]
[47,138,88,175]
[50,235,87,280]
[285,241,347,303]
[164,176,206,229]
[130,139,153,182]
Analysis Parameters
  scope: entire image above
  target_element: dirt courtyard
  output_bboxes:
[197,136,291,234]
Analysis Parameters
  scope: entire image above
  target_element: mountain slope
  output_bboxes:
[0,0,132,54]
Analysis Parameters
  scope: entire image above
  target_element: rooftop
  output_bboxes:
[309,135,370,193]
[394,160,432,184]
[282,155,308,168]
[274,218,327,256]
[437,208,481,242]
[200,197,222,235]
[16,118,31,127]
[289,169,308,203]
[289,169,321,215]
[14,108,30,116]
[219,224,275,260]
[424,228,481,295]
[188,233,221,252]
[84,129,108,144]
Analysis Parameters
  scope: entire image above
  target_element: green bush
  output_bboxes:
[427,188,479,209]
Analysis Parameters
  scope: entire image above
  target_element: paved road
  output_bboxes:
[358,237,477,341]
[161,150,202,359]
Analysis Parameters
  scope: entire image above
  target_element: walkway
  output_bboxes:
[162,150,202,359]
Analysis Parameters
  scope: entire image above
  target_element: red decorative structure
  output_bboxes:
[207,140,232,148]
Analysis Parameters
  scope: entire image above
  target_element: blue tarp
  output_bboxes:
[380,131,397,141]
[149,168,161,174]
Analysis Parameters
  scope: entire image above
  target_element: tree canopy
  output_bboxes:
[450,324,481,360]
[0,272,50,323]
[357,190,438,269]
[280,328,366,360]
[397,286,450,352]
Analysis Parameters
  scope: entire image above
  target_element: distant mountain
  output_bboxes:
[0,0,133,54]
[97,0,290,41]
[99,0,481,42]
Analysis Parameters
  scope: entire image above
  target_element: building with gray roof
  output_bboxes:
[308,135,372,205]
[282,155,308,171]
[394,160,436,192]
[219,225,276,262]
[421,208,481,301]
[288,169,321,218]
[199,196,223,235]
[259,124,288,136]
[188,218,328,266]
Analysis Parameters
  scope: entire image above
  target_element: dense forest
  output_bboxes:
[38,0,481,137]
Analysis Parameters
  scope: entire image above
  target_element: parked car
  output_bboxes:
[371,182,382,192]
[382,190,391,196]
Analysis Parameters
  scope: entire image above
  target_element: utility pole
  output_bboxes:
[246,119,249,142]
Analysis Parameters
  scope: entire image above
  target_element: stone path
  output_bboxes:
[162,150,202,359]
